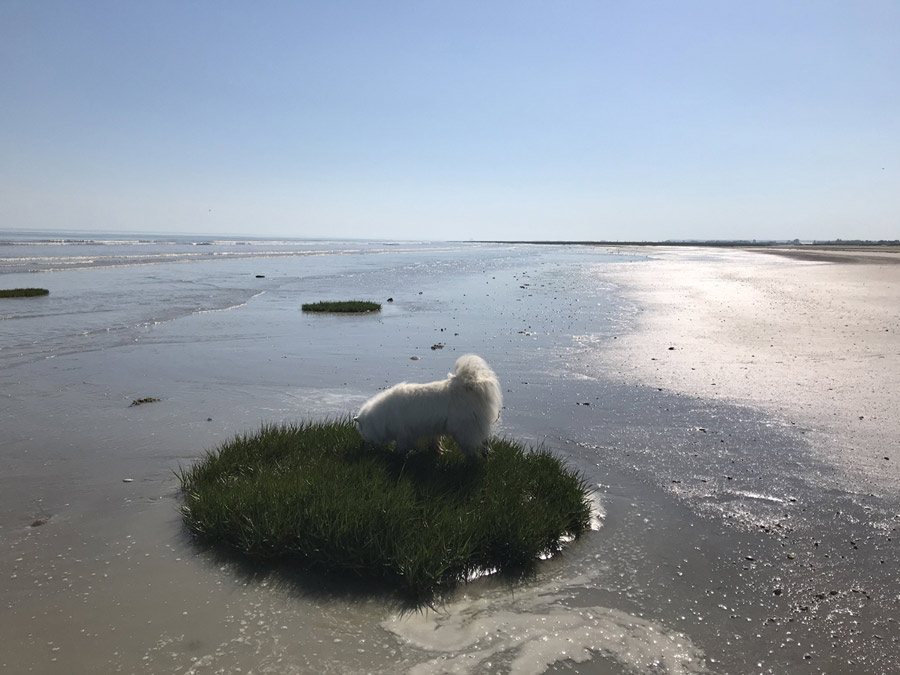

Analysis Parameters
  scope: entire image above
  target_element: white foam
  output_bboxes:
[383,569,706,675]
[192,291,265,314]
[728,490,788,504]
[589,490,606,531]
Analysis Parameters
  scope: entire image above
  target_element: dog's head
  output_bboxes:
[353,414,372,440]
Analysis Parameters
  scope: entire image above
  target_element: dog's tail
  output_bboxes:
[453,354,502,417]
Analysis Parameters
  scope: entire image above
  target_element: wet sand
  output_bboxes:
[2,244,899,674]
[593,246,900,495]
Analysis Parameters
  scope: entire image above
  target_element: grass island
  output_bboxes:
[178,420,592,598]
[0,288,50,298]
[301,300,381,314]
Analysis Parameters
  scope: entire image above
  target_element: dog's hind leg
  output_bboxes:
[453,427,488,462]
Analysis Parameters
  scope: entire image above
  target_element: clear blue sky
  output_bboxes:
[1,1,897,241]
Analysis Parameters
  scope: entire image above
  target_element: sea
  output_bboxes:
[1,231,895,674]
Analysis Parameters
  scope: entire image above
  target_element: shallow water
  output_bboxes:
[1,235,897,674]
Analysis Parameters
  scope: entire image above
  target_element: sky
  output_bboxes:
[1,1,898,241]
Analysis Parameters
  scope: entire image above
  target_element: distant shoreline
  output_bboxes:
[474,239,900,249]
[475,240,900,265]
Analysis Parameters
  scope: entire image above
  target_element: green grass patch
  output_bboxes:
[177,420,592,599]
[301,300,381,314]
[0,288,49,298]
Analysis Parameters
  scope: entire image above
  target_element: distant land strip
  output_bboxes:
[473,239,900,247]
[472,240,900,265]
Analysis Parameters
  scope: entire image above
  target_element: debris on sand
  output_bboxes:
[130,397,162,407]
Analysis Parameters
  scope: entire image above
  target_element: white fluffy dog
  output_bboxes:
[355,354,502,460]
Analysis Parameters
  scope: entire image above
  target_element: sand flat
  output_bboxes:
[596,245,900,493]
[3,241,898,673]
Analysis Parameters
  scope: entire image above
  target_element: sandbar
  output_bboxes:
[594,245,900,494]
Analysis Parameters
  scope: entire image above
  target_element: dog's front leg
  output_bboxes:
[394,435,413,456]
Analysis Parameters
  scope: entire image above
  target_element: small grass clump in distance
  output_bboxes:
[301,300,381,314]
[178,420,592,598]
[0,288,49,298]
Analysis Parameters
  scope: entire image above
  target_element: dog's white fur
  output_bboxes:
[355,354,502,460]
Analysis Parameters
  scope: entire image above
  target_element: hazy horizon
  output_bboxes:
[2,2,898,241]
[4,226,895,245]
